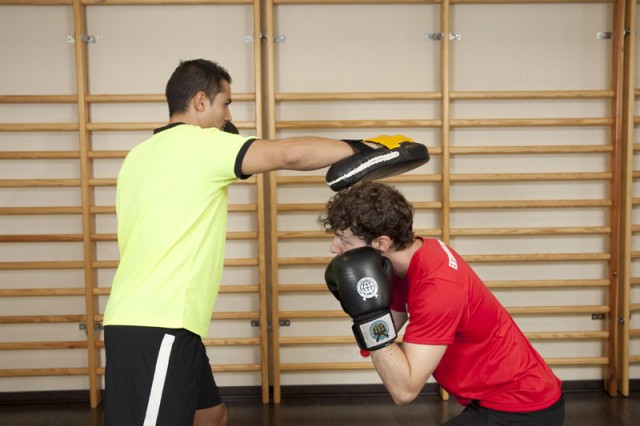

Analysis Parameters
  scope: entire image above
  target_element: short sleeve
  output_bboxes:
[402,277,466,345]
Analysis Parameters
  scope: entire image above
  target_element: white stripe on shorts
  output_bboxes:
[143,333,176,426]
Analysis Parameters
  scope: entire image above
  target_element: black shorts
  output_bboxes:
[104,325,222,426]
[442,393,565,426]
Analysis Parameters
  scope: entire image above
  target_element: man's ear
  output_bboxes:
[372,236,393,254]
[193,91,208,112]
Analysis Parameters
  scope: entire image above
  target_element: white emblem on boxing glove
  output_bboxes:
[357,277,379,301]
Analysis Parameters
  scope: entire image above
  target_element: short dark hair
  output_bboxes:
[320,182,415,250]
[165,59,232,116]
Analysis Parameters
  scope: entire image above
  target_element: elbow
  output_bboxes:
[390,389,419,406]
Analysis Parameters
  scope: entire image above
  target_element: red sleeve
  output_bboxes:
[403,276,466,345]
[390,276,407,312]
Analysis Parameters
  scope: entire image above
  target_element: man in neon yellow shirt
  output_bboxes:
[102,59,362,426]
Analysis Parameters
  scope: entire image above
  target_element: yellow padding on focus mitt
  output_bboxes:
[364,134,416,150]
[326,136,430,192]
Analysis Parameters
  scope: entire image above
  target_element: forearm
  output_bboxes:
[371,341,446,405]
[370,343,423,405]
[278,137,354,170]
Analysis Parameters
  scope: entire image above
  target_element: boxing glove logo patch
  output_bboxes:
[356,277,379,301]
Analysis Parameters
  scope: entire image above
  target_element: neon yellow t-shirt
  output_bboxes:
[103,123,255,337]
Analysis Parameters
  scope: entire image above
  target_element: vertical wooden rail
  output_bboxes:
[72,0,101,407]
[606,0,626,397]
[439,0,451,402]
[620,0,636,397]
[265,0,281,404]
[252,0,270,404]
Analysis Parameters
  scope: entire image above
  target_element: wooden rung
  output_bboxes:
[0,207,82,215]
[0,179,81,188]
[0,368,88,377]
[450,226,610,236]
[451,199,611,209]
[450,117,612,128]
[630,304,640,312]
[0,261,85,270]
[0,234,83,242]
[451,172,611,182]
[544,357,609,366]
[279,336,355,345]
[0,315,85,324]
[84,92,255,103]
[86,121,256,132]
[276,119,442,129]
[280,310,345,319]
[279,284,326,293]
[464,253,610,262]
[450,90,613,100]
[450,145,613,155]
[211,311,260,320]
[201,337,261,346]
[630,356,640,363]
[485,279,609,288]
[89,206,115,214]
[276,231,330,239]
[0,95,76,103]
[524,331,608,340]
[0,151,80,159]
[275,92,441,101]
[0,288,85,297]
[506,305,609,315]
[88,151,128,159]
[280,362,373,372]
[0,123,78,132]
[627,330,640,337]
[0,341,87,350]
[275,174,441,185]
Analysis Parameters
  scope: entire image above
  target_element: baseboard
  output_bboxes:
[1,380,637,405]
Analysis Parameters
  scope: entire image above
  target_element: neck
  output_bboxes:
[388,238,423,279]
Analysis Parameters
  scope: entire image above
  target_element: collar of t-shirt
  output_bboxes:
[153,122,185,134]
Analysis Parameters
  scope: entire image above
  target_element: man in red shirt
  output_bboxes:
[321,181,564,425]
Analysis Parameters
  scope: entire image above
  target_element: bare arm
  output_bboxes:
[391,309,408,331]
[240,137,355,175]
[371,341,447,405]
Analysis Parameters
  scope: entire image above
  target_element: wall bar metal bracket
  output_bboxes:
[424,32,461,41]
[67,34,103,44]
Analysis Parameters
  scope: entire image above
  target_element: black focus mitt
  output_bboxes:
[326,135,430,191]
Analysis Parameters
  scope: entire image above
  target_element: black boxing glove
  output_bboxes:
[325,247,397,351]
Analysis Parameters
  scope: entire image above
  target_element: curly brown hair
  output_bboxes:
[320,182,415,250]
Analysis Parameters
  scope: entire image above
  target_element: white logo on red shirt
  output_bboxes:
[438,240,458,270]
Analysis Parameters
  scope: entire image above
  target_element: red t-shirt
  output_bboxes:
[391,238,562,412]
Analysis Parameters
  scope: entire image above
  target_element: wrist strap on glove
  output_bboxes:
[352,311,397,351]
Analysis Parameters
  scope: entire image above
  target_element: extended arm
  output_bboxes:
[371,341,446,405]
[241,137,355,175]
